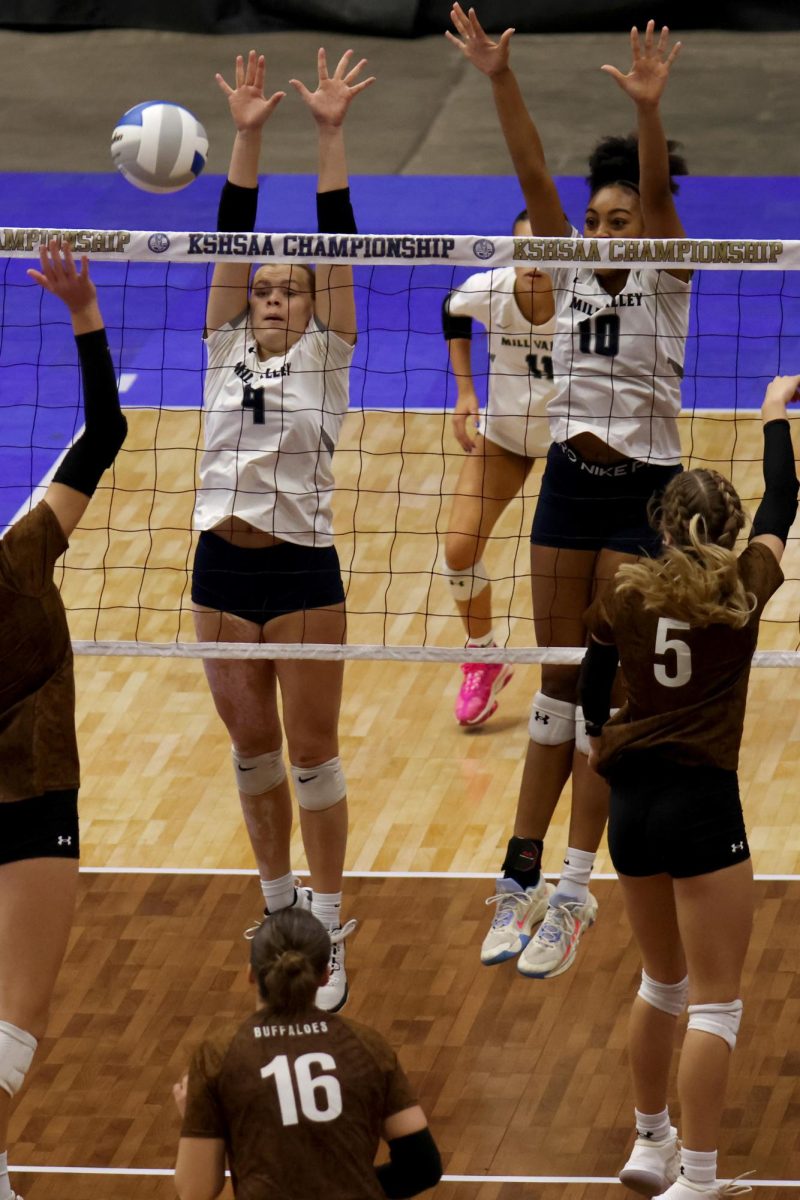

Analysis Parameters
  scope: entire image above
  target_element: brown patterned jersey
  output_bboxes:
[586,541,784,774]
[181,1007,418,1200]
[0,501,78,802]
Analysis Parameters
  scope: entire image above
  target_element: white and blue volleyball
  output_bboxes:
[111,102,208,194]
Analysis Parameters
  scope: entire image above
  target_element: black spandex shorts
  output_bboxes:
[0,790,80,866]
[192,532,346,625]
[530,442,682,556]
[608,758,750,879]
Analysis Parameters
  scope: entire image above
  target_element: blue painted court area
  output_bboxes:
[2,172,800,528]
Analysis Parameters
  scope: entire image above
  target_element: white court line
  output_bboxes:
[77,866,800,882]
[8,1167,797,1187]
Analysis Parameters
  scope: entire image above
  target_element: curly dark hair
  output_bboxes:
[587,133,688,198]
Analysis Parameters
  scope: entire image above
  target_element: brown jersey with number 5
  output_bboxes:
[181,1007,417,1200]
[586,541,783,774]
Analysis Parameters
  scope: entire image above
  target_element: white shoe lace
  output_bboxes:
[716,1173,754,1197]
[485,890,532,930]
[327,918,358,974]
[535,903,573,946]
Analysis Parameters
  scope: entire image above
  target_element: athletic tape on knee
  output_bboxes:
[0,1021,37,1097]
[442,559,489,601]
[638,970,689,1017]
[292,756,346,811]
[232,746,286,796]
[687,999,743,1050]
[575,705,619,756]
[528,692,576,746]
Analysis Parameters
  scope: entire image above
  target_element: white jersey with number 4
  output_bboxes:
[194,314,353,546]
[548,231,691,465]
[446,266,556,458]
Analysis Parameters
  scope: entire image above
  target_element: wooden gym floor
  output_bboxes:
[11,406,800,1196]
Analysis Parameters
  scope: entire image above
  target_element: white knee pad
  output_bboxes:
[232,746,286,796]
[442,559,490,602]
[528,692,576,746]
[0,1021,37,1097]
[638,970,689,1017]
[687,999,743,1050]
[291,756,346,811]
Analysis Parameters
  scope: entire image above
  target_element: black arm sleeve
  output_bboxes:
[441,295,473,341]
[750,418,799,543]
[53,330,127,499]
[217,180,258,233]
[316,187,357,234]
[578,639,620,738]
[375,1128,443,1199]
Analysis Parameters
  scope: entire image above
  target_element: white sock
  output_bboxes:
[0,1150,12,1200]
[260,871,296,913]
[555,847,595,904]
[681,1147,717,1185]
[311,891,342,930]
[466,630,495,648]
[634,1107,672,1142]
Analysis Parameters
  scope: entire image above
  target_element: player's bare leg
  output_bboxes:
[194,607,294,891]
[0,858,79,1196]
[674,859,753,1152]
[515,545,604,978]
[616,871,686,1194]
[271,602,353,1012]
[445,436,531,725]
[481,546,594,968]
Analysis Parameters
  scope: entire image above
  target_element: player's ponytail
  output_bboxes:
[615,469,755,629]
[250,907,331,1017]
[587,133,688,198]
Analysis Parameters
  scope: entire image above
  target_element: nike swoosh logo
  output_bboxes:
[298,774,318,784]
[238,765,257,771]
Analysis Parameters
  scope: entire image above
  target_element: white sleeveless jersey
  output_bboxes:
[194,314,353,546]
[548,233,691,465]
[446,267,556,458]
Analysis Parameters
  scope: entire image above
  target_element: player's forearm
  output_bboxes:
[226,129,263,189]
[490,68,549,193]
[448,340,475,392]
[317,124,348,193]
[52,330,127,498]
[635,102,672,215]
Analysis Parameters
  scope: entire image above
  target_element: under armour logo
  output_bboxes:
[58,836,72,846]
[533,711,550,723]
[731,841,744,852]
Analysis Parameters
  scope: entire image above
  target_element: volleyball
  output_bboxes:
[111,102,208,194]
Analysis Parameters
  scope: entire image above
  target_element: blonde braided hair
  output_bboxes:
[615,469,755,629]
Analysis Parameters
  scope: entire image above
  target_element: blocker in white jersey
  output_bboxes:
[446,264,556,459]
[192,46,374,1016]
[195,312,352,545]
[447,7,693,979]
[441,212,556,729]
[547,230,690,467]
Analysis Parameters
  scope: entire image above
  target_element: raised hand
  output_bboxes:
[445,4,514,77]
[290,48,375,129]
[27,240,97,313]
[762,374,800,419]
[216,50,285,132]
[601,21,681,108]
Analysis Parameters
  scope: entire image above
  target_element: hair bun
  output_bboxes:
[277,950,307,977]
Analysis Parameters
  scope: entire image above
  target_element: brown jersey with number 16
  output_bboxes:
[181,1008,417,1200]
[586,540,783,774]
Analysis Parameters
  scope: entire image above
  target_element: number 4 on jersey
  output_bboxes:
[242,382,265,424]
[261,1053,343,1125]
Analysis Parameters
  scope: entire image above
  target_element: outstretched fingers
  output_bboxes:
[318,46,330,81]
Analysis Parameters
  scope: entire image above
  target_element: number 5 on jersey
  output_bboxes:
[261,1053,343,1124]
[654,617,692,688]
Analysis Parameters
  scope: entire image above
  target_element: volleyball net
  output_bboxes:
[1,228,799,664]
